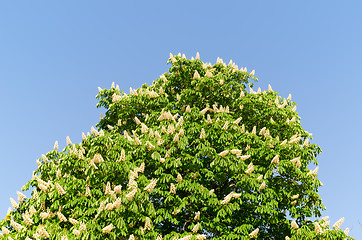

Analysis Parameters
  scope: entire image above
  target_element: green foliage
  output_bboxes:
[0,54,353,239]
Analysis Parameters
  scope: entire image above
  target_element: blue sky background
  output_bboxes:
[1,1,361,238]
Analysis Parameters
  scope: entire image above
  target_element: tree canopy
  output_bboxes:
[0,53,353,239]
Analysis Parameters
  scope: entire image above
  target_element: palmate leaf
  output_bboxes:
[0,53,353,239]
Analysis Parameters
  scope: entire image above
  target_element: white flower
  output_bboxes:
[321,220,330,228]
[10,198,18,209]
[37,225,50,238]
[69,218,79,225]
[221,192,234,205]
[137,162,145,173]
[193,70,201,79]
[102,224,114,234]
[177,173,183,183]
[278,99,288,109]
[205,70,213,78]
[271,155,279,164]
[2,227,10,235]
[104,182,113,195]
[303,138,309,147]
[17,191,26,202]
[66,136,72,145]
[195,52,200,60]
[32,189,39,200]
[134,117,141,125]
[85,186,91,197]
[57,212,67,222]
[313,222,323,234]
[119,149,126,161]
[239,155,251,160]
[222,121,228,130]
[29,206,36,216]
[91,126,98,135]
[112,93,122,102]
[249,87,255,94]
[61,235,68,240]
[289,136,301,144]
[291,194,299,200]
[257,175,263,182]
[259,127,266,135]
[55,183,66,195]
[73,229,80,236]
[134,137,142,145]
[179,235,193,240]
[144,178,158,192]
[176,116,184,127]
[159,87,164,94]
[259,181,266,190]
[333,217,344,229]
[251,126,256,135]
[250,70,255,76]
[280,140,287,146]
[231,149,242,155]
[233,117,242,125]
[113,198,122,209]
[93,154,104,163]
[237,124,244,134]
[172,209,181,215]
[185,105,191,112]
[105,203,114,211]
[290,157,301,168]
[144,217,152,230]
[219,150,229,157]
[194,211,200,220]
[268,84,273,91]
[291,221,299,229]
[10,220,23,232]
[126,188,137,201]
[233,193,241,198]
[308,166,319,176]
[192,223,200,233]
[200,107,209,115]
[321,216,329,221]
[196,234,206,240]
[114,185,122,194]
[245,163,254,174]
[141,123,149,133]
[206,114,212,124]
[249,228,259,237]
[173,133,179,142]
[170,183,176,194]
[160,74,168,83]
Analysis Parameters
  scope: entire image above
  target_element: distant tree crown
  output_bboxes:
[0,53,352,239]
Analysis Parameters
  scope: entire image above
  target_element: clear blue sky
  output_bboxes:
[1,1,361,238]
